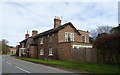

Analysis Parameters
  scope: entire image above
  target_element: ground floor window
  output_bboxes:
[49,48,53,56]
[40,49,44,55]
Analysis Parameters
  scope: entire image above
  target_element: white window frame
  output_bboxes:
[40,49,44,55]
[65,32,68,42]
[27,44,29,48]
[65,32,74,42]
[52,33,54,36]
[48,35,49,37]
[22,43,24,48]
[70,33,74,41]
[40,37,44,44]
[49,48,53,56]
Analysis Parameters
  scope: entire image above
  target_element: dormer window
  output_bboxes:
[65,32,74,42]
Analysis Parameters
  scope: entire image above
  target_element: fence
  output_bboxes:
[58,42,97,63]
[71,48,97,62]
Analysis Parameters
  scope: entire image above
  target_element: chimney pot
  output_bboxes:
[25,31,29,39]
[32,30,38,36]
[54,16,61,28]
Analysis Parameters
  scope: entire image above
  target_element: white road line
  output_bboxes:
[15,66,30,73]
[6,62,12,65]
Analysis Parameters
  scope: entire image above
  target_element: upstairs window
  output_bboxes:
[40,49,44,55]
[49,48,53,56]
[82,35,86,43]
[49,34,53,42]
[40,37,44,44]
[65,32,74,42]
[27,44,29,48]
[22,43,24,48]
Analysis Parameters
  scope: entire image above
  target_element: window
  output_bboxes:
[22,43,24,48]
[52,33,54,36]
[65,32,68,42]
[48,34,53,42]
[49,36,52,42]
[65,32,74,42]
[22,48,26,54]
[48,35,49,37]
[82,35,86,43]
[40,49,44,55]
[70,33,74,41]
[27,44,29,48]
[40,37,43,44]
[49,48,53,56]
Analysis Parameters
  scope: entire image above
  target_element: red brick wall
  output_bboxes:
[78,30,89,43]
[58,25,82,43]
[29,46,37,58]
[58,25,90,43]
[58,42,72,61]
[36,32,59,60]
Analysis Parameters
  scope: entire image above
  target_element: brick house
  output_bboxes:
[18,16,92,60]
[9,47,16,53]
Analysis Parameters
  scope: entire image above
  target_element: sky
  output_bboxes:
[0,0,118,47]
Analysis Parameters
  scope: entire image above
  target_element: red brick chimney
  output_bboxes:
[54,16,61,28]
[32,30,38,36]
[25,31,29,39]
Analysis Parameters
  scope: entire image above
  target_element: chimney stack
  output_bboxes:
[25,31,29,39]
[54,16,61,28]
[32,30,38,36]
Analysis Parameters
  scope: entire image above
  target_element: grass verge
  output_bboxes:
[0,53,15,55]
[15,56,119,73]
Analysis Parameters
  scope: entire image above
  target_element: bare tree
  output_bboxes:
[90,26,112,40]
[96,26,112,34]
[89,29,98,40]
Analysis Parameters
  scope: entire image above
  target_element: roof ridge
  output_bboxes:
[20,22,75,43]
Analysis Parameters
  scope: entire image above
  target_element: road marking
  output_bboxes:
[15,66,30,73]
[6,62,12,65]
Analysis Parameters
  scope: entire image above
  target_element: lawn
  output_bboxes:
[0,53,15,55]
[16,57,119,73]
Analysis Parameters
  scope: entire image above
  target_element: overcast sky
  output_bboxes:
[0,0,118,46]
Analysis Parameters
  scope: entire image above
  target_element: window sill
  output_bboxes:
[48,54,53,56]
[23,53,26,54]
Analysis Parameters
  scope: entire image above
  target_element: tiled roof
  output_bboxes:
[27,37,36,45]
[20,22,81,43]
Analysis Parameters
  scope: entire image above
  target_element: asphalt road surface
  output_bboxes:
[1,55,79,75]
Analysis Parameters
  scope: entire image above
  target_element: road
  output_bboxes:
[1,55,78,75]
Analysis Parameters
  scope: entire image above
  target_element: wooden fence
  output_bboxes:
[71,48,97,62]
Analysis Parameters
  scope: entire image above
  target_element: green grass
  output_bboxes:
[0,53,15,55]
[16,57,119,73]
